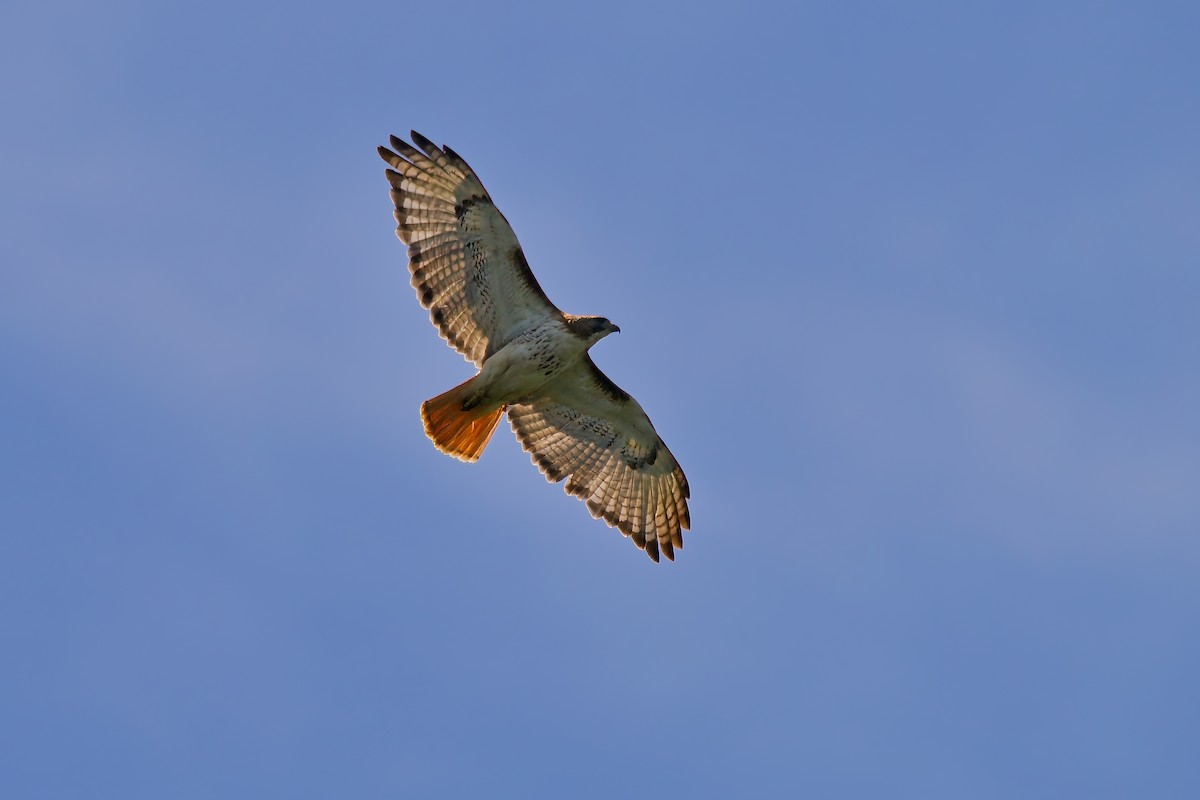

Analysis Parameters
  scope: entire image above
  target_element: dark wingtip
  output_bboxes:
[389,134,409,153]
[645,537,661,563]
[410,130,436,153]
[660,538,675,561]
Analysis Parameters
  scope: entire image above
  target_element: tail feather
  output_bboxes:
[420,377,503,462]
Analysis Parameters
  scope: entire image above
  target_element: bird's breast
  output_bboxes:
[473,322,583,405]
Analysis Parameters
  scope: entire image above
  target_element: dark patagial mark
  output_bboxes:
[509,246,553,300]
[587,362,631,403]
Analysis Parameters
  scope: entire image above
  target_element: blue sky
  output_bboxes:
[3,0,1198,796]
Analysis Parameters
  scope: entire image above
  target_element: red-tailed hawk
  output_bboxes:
[378,132,691,562]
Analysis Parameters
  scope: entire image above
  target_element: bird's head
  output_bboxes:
[567,315,621,347]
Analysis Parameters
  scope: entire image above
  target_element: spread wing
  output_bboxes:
[507,357,691,562]
[378,132,562,366]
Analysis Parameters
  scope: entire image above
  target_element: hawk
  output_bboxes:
[378,132,691,562]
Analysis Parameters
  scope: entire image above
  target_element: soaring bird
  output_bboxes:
[378,133,691,562]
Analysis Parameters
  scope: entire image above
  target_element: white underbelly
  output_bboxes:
[475,331,581,405]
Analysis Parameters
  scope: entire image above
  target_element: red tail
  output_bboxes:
[420,377,503,462]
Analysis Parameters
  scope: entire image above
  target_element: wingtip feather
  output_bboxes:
[645,537,661,563]
[660,538,675,561]
[410,130,436,153]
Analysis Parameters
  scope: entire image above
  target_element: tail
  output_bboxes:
[420,377,504,462]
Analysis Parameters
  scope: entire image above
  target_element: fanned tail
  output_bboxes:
[420,377,503,462]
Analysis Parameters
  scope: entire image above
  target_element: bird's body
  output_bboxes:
[461,315,596,411]
[379,132,690,562]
